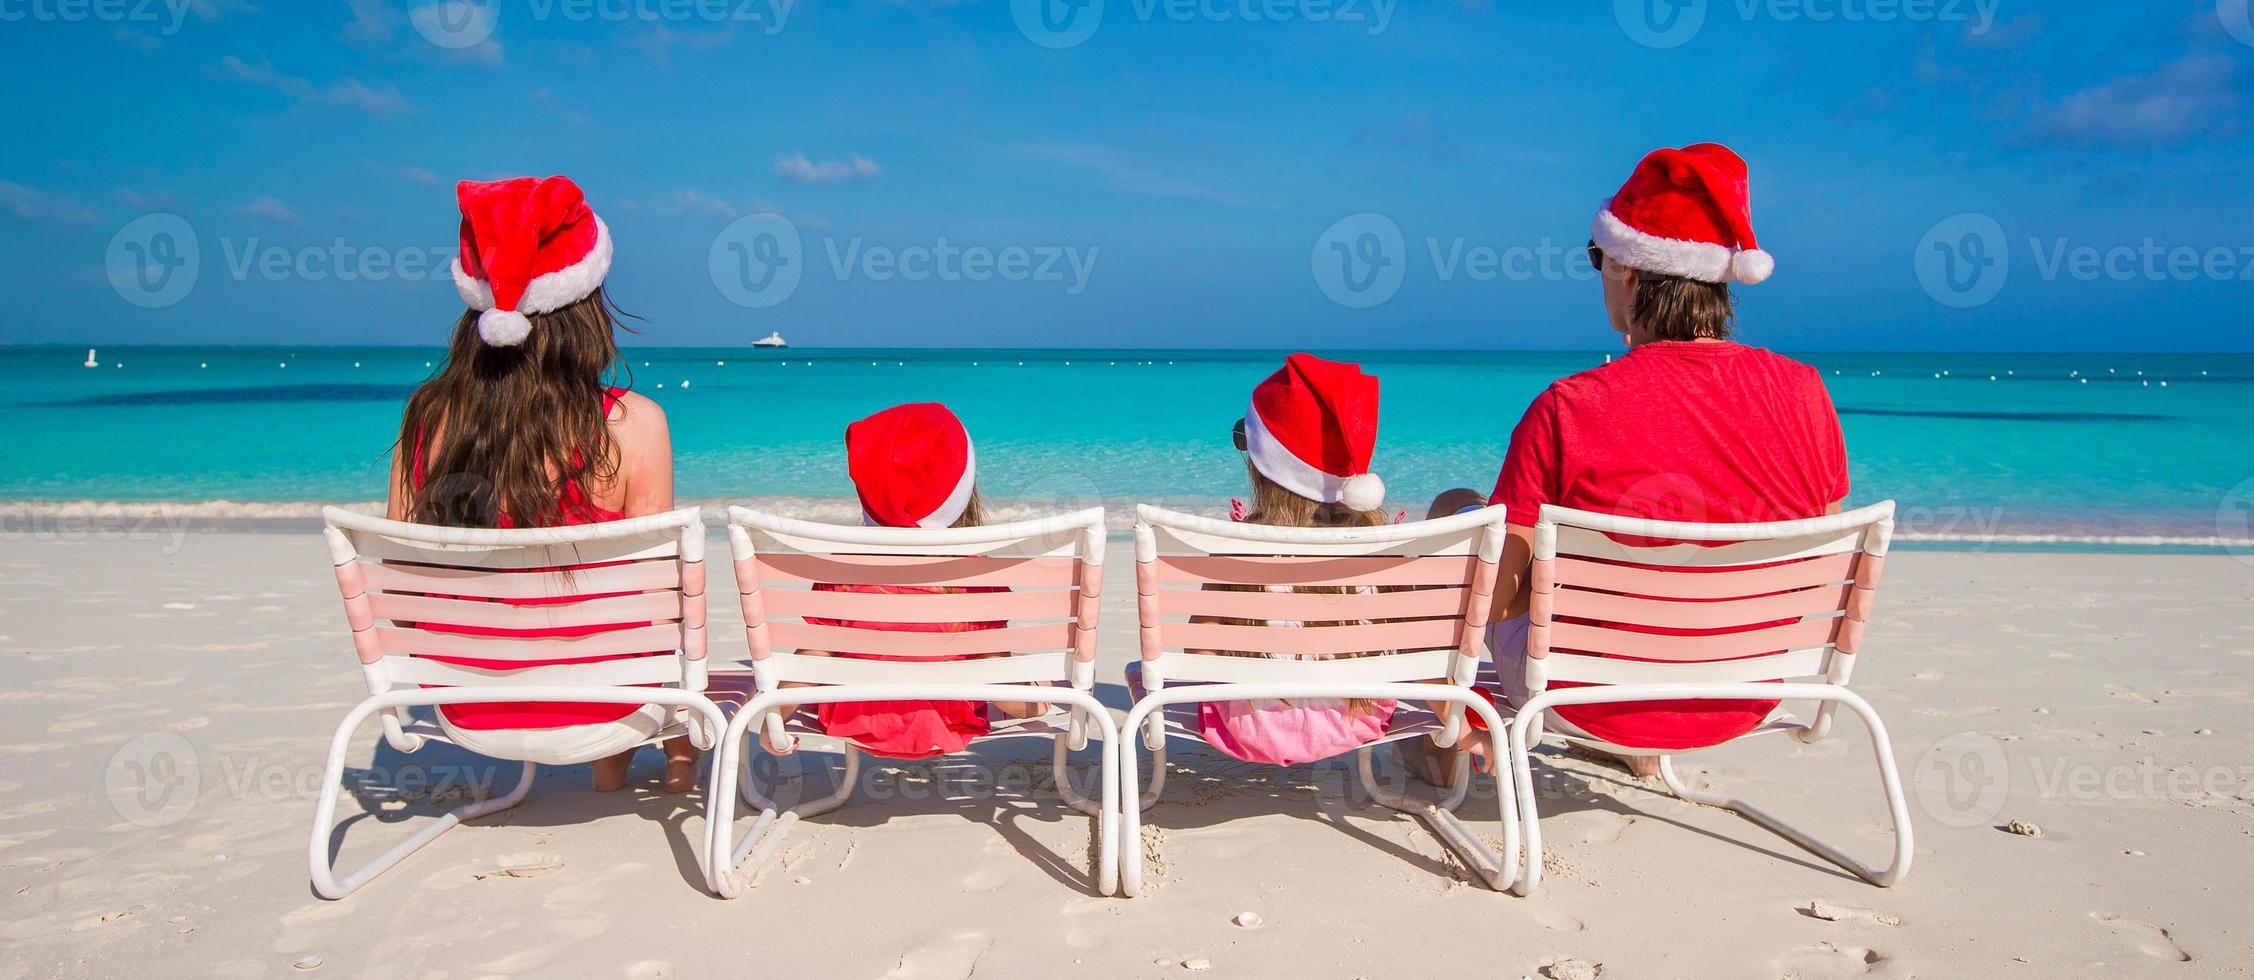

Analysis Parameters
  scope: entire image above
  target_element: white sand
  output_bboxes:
[1,532,2248,978]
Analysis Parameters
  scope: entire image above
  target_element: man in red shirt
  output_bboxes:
[1407,143,1849,783]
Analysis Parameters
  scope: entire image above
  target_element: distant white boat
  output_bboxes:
[753,331,788,349]
[84,348,99,368]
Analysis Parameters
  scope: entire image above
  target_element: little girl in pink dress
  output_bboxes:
[1194,354,1400,766]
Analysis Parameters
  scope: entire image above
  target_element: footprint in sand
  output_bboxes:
[1061,898,1112,950]
[1775,941,1889,978]
[1574,812,1635,844]
[960,837,1019,891]
[2090,912,2191,962]
[1528,901,1586,933]
[881,932,992,980]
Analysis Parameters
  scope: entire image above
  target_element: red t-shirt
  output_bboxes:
[1491,341,1849,749]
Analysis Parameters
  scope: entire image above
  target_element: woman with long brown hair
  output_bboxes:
[386,175,696,793]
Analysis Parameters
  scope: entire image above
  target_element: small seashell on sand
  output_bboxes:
[1232,912,1263,929]
[2005,820,2043,838]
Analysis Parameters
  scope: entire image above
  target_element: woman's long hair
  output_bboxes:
[393,289,634,528]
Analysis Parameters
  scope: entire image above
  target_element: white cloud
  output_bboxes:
[0,180,100,225]
[774,152,880,184]
[236,195,300,224]
[209,55,408,116]
[2030,54,2236,147]
[338,0,397,46]
[398,165,440,185]
[671,189,741,218]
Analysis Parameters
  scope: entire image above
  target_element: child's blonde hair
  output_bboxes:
[1223,463,1390,714]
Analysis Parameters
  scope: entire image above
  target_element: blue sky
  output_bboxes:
[2,0,2249,351]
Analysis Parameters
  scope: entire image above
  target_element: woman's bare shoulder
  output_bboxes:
[606,389,669,431]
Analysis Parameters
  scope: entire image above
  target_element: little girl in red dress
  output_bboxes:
[792,403,1039,759]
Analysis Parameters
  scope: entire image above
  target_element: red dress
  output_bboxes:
[410,387,661,732]
[805,584,1005,759]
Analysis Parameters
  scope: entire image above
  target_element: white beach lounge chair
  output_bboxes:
[1119,503,1519,896]
[1504,501,1913,895]
[311,507,727,898]
[707,506,1119,897]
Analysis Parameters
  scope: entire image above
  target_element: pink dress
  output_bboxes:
[1193,587,1398,766]
[409,387,663,732]
[804,584,1006,760]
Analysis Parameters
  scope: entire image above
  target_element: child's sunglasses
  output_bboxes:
[1232,417,1248,452]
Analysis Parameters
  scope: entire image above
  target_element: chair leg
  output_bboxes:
[1654,697,1915,887]
[1507,707,1546,896]
[1354,745,1514,891]
[308,704,536,900]
[1117,700,1157,898]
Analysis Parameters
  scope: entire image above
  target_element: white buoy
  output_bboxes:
[279,362,287,368]
[680,380,690,388]
[83,348,98,368]
[656,382,666,389]
[353,361,361,368]
[716,360,726,366]
[199,362,207,369]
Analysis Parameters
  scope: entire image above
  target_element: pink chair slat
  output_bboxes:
[767,620,1077,658]
[334,562,367,600]
[1135,559,1164,662]
[1546,615,1839,662]
[351,625,384,665]
[684,622,707,661]
[1166,617,1462,657]
[360,558,680,600]
[681,560,707,597]
[1152,554,1478,588]
[761,586,1074,623]
[368,590,682,631]
[1549,552,1855,600]
[343,589,377,633]
[1853,552,1887,590]
[1155,585,1468,622]
[1834,616,1869,656]
[1551,583,1852,631]
[376,623,682,660]
[756,552,1079,588]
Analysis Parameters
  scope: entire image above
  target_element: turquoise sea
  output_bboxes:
[5,346,2251,551]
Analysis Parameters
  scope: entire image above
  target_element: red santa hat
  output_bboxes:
[1244,353,1385,512]
[451,175,614,347]
[1591,143,1772,286]
[847,403,977,529]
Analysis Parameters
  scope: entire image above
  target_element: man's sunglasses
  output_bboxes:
[1232,417,1249,452]
[1586,239,1605,271]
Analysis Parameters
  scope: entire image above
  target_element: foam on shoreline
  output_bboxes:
[3,497,2248,553]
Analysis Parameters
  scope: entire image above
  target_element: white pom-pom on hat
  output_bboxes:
[1732,248,1774,285]
[478,308,533,347]
[1340,473,1385,512]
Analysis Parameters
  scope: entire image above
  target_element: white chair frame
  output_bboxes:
[312,507,727,899]
[1506,502,1913,895]
[1120,503,1519,895]
[708,506,1120,898]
